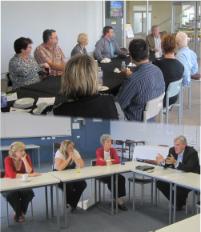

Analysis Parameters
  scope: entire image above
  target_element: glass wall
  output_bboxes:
[126,1,200,58]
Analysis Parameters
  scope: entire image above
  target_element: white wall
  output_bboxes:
[1,1,104,73]
[110,121,200,151]
[0,113,71,138]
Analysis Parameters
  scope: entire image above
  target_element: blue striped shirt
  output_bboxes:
[117,63,165,121]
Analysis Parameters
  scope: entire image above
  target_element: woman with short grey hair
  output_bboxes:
[71,33,88,57]
[96,134,128,211]
[53,55,118,119]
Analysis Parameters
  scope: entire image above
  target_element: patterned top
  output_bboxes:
[34,43,65,76]
[71,44,87,57]
[117,63,165,121]
[9,54,41,89]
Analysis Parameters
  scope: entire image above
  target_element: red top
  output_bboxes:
[96,147,120,166]
[4,155,33,178]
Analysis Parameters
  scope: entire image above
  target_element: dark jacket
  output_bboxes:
[165,146,200,173]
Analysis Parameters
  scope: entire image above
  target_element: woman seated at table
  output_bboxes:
[154,34,184,106]
[9,37,50,89]
[96,134,127,211]
[3,142,40,223]
[53,54,118,119]
[71,33,88,57]
[54,140,87,212]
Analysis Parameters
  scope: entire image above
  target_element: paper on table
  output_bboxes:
[6,92,18,102]
[36,97,55,106]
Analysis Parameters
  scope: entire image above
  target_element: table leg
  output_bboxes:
[169,183,173,224]
[63,183,67,227]
[111,175,114,215]
[154,179,158,207]
[50,185,54,218]
[173,184,177,223]
[132,172,135,210]
[37,148,40,170]
[45,186,49,219]
[56,184,60,231]
[94,179,97,204]
[193,190,196,214]
[115,174,118,214]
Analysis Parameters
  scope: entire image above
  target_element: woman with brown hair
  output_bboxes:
[154,34,184,106]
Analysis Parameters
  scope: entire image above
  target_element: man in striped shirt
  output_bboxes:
[117,39,165,121]
[34,29,65,77]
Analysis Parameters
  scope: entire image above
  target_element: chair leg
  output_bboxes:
[102,183,105,202]
[166,96,169,124]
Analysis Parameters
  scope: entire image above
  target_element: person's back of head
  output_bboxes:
[61,54,98,98]
[43,29,56,43]
[129,39,148,62]
[162,34,176,54]
[175,31,189,49]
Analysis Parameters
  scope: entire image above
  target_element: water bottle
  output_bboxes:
[1,92,7,108]
[121,142,126,165]
[98,67,103,86]
[121,61,126,71]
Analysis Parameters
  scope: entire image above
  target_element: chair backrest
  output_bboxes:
[166,79,182,98]
[132,145,169,161]
[143,92,165,121]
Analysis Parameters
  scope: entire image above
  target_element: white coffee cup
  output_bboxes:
[22,174,28,181]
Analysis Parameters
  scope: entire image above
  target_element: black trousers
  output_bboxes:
[99,174,126,198]
[3,189,34,219]
[59,180,87,209]
[157,181,190,208]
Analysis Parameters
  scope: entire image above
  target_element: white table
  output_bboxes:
[0,173,60,230]
[0,144,41,169]
[129,161,200,224]
[155,214,200,232]
[51,163,132,227]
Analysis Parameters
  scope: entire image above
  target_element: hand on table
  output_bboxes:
[156,153,165,165]
[28,172,41,177]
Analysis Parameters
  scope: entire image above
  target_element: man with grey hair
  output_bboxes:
[156,135,200,210]
[146,25,162,61]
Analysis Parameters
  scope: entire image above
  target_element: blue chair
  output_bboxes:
[165,79,183,124]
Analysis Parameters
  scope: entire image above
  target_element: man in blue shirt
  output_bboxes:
[94,26,126,62]
[156,135,200,210]
[117,39,165,121]
[175,31,198,86]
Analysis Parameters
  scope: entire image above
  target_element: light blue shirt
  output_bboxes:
[174,151,184,169]
[176,47,198,86]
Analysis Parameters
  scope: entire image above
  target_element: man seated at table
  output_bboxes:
[94,26,127,62]
[156,135,200,210]
[34,29,65,77]
[146,25,162,61]
[117,39,165,121]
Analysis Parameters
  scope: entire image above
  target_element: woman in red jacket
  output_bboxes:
[96,134,127,211]
[3,142,40,223]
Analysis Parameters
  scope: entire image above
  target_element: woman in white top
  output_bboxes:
[54,140,87,212]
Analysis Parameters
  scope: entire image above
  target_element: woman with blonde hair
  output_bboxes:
[3,142,40,223]
[54,140,87,212]
[53,54,118,119]
[71,33,88,57]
